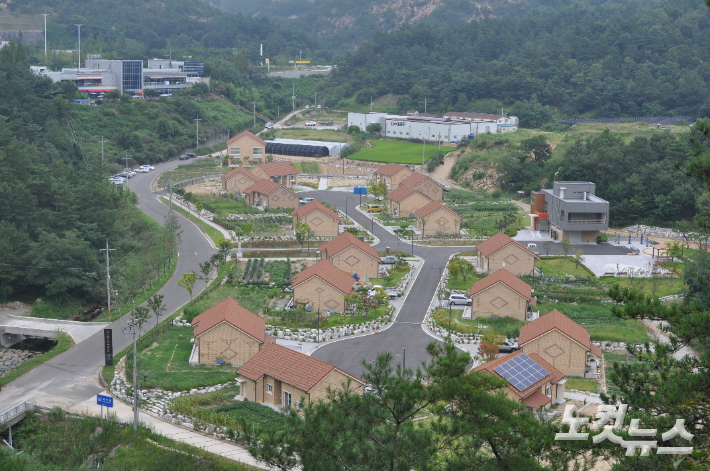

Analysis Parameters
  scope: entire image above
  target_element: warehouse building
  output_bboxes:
[264,138,349,157]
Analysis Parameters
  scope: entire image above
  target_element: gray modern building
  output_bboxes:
[530,182,609,243]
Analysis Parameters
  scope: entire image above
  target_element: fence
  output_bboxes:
[173,174,222,189]
[0,401,33,430]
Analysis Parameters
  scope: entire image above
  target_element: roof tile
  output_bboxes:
[238,343,364,392]
[415,200,462,220]
[291,259,356,295]
[244,178,287,196]
[400,172,444,189]
[469,268,532,300]
[191,297,265,343]
[292,200,341,223]
[221,166,259,182]
[254,161,297,177]
[385,185,430,203]
[318,231,381,261]
[476,232,535,257]
[226,130,266,147]
[519,309,591,350]
[375,163,409,177]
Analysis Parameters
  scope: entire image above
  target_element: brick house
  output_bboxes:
[236,343,365,408]
[319,231,382,279]
[520,309,603,377]
[292,200,341,237]
[291,259,356,312]
[373,163,413,191]
[415,201,462,236]
[476,232,536,276]
[468,268,537,321]
[470,350,566,409]
[221,166,259,194]
[191,297,274,366]
[226,131,266,165]
[251,161,298,186]
[385,185,432,217]
[243,179,300,210]
[399,172,445,201]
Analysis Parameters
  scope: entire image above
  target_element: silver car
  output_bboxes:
[448,294,472,306]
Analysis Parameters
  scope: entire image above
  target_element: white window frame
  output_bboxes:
[230,146,241,156]
[284,391,292,408]
[253,147,263,156]
[545,385,551,396]
[267,383,273,395]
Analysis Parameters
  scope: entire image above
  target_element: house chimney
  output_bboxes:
[559,187,566,199]
[583,191,587,201]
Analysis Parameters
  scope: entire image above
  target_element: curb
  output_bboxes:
[156,197,218,250]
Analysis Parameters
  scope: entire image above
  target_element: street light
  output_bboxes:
[401,346,406,372]
[449,302,452,336]
[74,23,83,70]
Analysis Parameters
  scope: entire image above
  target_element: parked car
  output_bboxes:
[316,105,322,109]
[367,204,384,213]
[109,177,125,184]
[318,121,334,126]
[265,122,274,129]
[113,173,128,179]
[187,152,196,158]
[305,105,310,109]
[139,165,155,170]
[134,167,149,173]
[305,120,317,126]
[126,170,136,177]
[324,107,331,110]
[381,256,397,264]
[368,288,399,298]
[299,197,315,205]
[178,155,189,160]
[448,294,472,306]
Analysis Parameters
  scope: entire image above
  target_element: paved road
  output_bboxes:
[0,159,215,412]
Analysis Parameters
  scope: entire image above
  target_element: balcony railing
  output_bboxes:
[567,219,606,224]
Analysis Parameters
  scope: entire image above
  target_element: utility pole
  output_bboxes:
[194,115,201,149]
[41,13,49,58]
[315,91,317,109]
[100,135,105,168]
[123,314,149,434]
[340,133,344,175]
[422,127,428,168]
[292,84,295,115]
[370,96,373,112]
[100,239,115,317]
[123,151,130,190]
[425,98,427,114]
[74,24,83,70]
[253,100,256,127]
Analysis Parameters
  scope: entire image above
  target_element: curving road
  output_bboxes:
[0,159,215,412]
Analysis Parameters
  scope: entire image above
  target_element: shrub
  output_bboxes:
[183,305,202,323]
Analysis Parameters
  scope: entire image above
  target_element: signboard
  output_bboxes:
[97,394,113,408]
[104,328,113,366]
[296,61,310,64]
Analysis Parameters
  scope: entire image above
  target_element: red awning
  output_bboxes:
[135,90,143,93]
[590,344,603,357]
[522,390,551,409]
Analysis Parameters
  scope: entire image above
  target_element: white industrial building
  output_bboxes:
[347,111,518,143]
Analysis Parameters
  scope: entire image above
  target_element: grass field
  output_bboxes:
[126,326,236,391]
[291,161,322,173]
[565,377,599,393]
[350,140,452,164]
[536,256,596,278]
[161,197,224,244]
[598,276,686,298]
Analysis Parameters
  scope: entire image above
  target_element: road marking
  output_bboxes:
[195,251,197,255]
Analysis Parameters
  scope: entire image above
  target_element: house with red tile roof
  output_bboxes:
[520,310,603,376]
[292,200,341,237]
[191,297,272,366]
[400,172,445,201]
[384,185,432,217]
[470,350,566,409]
[243,179,300,210]
[415,201,462,236]
[468,269,536,321]
[291,259,356,312]
[251,161,298,185]
[237,343,365,407]
[226,131,267,165]
[373,163,413,190]
[319,231,382,279]
[221,166,259,194]
[476,232,537,276]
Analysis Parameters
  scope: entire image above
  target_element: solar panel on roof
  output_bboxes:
[493,353,549,392]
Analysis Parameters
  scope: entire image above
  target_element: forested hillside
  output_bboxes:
[325,0,710,118]
[0,42,178,315]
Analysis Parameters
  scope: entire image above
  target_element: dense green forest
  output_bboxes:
[324,0,710,119]
[0,42,180,315]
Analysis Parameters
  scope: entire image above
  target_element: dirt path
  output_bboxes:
[429,150,461,182]
[642,319,697,360]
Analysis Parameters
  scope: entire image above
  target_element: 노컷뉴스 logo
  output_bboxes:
[555,404,694,456]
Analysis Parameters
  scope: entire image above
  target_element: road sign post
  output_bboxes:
[97,394,113,427]
[104,329,113,366]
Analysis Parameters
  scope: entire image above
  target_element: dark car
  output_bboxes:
[187,152,196,158]
[179,155,189,160]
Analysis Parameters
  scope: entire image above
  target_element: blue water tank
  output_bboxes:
[360,186,367,195]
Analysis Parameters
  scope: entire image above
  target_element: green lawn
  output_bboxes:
[126,325,235,391]
[565,378,599,393]
[161,197,224,244]
[447,271,481,292]
[598,276,686,298]
[371,264,410,287]
[350,140,452,164]
[536,302,650,343]
[291,161,322,173]
[536,256,596,278]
